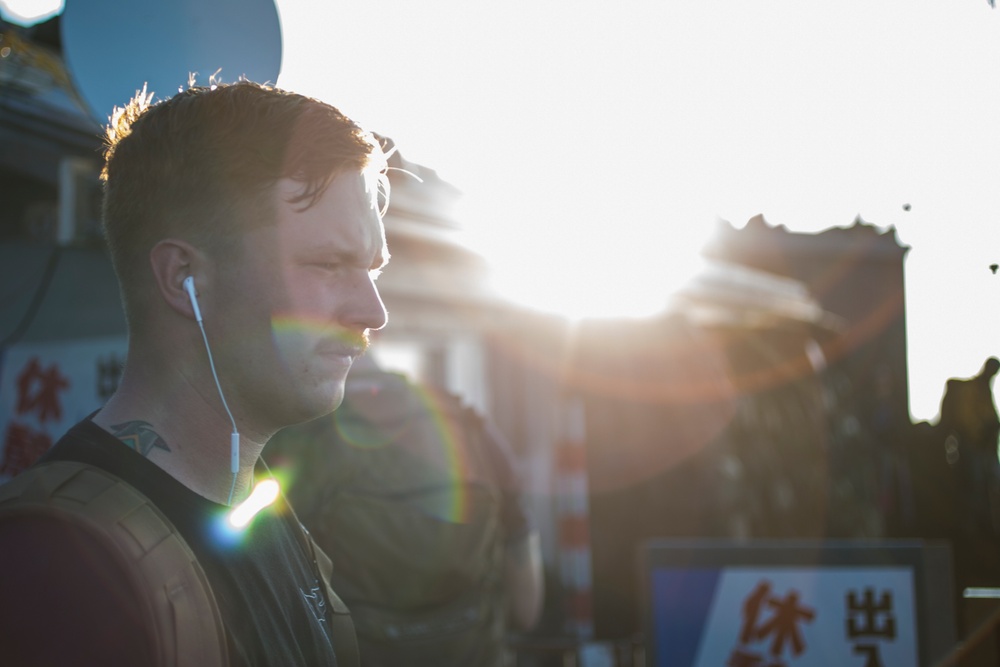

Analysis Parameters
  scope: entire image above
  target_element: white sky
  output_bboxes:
[4,0,998,422]
[274,0,999,422]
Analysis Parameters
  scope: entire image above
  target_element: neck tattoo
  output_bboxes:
[110,420,171,458]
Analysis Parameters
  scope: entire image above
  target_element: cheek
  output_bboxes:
[270,325,316,367]
[281,271,337,315]
[273,339,340,392]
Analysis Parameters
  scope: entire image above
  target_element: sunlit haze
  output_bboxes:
[273,0,1000,423]
[4,0,998,422]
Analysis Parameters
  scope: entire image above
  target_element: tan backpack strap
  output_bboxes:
[0,461,227,667]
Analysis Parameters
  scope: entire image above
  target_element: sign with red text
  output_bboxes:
[642,541,955,667]
[0,337,126,482]
[650,567,916,666]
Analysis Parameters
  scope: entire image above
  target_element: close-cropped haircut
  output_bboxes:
[101,80,388,330]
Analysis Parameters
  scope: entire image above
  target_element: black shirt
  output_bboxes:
[0,418,339,666]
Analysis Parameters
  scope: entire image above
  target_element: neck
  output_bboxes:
[93,352,271,505]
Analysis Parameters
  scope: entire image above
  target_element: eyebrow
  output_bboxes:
[307,242,389,272]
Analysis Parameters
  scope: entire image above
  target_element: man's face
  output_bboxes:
[209,170,388,432]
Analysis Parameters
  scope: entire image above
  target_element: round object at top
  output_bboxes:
[60,0,282,122]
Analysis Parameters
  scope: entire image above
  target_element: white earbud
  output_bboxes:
[183,276,203,323]
[183,275,240,502]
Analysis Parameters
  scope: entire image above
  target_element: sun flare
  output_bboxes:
[458,190,715,322]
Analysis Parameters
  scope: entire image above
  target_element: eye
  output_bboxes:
[310,262,339,272]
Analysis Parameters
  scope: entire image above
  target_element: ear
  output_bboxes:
[149,239,205,321]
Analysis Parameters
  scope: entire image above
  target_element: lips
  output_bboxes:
[315,340,362,360]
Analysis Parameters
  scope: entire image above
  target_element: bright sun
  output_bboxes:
[456,186,715,322]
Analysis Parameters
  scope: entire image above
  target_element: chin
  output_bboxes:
[271,373,347,428]
[305,383,347,419]
[326,389,347,413]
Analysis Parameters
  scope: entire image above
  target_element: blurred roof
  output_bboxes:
[669,258,844,333]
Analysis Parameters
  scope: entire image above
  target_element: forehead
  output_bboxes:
[268,172,386,263]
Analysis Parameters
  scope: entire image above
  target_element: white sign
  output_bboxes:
[651,566,918,666]
[0,337,127,482]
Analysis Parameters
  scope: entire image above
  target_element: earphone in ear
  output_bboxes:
[183,275,241,503]
[183,276,203,323]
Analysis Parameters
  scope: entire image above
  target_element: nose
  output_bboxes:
[344,269,388,333]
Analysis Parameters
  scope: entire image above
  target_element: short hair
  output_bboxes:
[101,80,388,331]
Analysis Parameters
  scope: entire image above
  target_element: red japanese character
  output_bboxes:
[757,589,815,656]
[0,422,52,476]
[740,580,773,644]
[737,580,816,658]
[15,357,70,423]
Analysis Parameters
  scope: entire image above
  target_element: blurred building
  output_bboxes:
[571,216,912,642]
[705,213,911,439]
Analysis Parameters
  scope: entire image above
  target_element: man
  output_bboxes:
[0,81,389,665]
[939,357,1000,456]
[265,354,543,666]
[937,357,1000,537]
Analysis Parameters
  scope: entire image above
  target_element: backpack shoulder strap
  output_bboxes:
[0,460,227,667]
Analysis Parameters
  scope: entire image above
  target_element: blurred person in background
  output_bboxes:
[266,352,543,666]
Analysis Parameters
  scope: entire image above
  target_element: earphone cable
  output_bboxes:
[195,318,240,505]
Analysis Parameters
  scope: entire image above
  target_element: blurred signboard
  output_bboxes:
[641,540,955,667]
[0,336,126,482]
